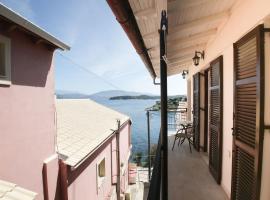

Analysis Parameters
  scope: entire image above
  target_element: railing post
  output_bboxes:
[160,10,168,200]
[147,110,151,181]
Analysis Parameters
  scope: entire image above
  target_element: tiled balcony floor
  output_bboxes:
[168,136,228,200]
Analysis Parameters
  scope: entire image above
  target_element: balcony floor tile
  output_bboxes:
[168,136,228,200]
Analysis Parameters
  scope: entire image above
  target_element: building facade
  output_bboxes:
[108,0,270,199]
[0,4,69,200]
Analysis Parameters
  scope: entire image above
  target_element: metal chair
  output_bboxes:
[171,124,185,151]
[172,122,194,152]
[178,123,194,153]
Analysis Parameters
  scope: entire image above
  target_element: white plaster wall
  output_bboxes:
[221,46,233,197]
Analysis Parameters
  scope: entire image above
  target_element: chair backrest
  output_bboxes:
[186,123,194,135]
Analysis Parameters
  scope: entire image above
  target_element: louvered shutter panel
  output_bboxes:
[231,25,265,200]
[209,56,223,184]
[193,73,200,151]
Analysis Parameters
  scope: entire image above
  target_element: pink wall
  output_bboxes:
[68,122,131,200]
[187,0,270,197]
[68,142,112,200]
[0,30,56,199]
[119,124,131,192]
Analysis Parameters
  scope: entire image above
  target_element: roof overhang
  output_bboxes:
[109,0,239,77]
[107,0,161,78]
[0,3,70,51]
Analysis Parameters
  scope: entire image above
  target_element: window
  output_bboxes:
[97,158,106,189]
[0,34,11,85]
[98,159,105,177]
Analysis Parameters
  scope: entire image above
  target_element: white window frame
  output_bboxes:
[96,158,106,190]
[0,34,11,85]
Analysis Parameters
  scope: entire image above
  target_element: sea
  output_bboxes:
[93,98,161,156]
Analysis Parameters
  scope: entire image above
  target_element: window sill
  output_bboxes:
[0,79,11,86]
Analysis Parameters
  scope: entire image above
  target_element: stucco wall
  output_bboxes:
[68,142,113,200]
[119,124,131,192]
[220,46,233,196]
[186,0,270,198]
[68,122,131,200]
[0,29,56,199]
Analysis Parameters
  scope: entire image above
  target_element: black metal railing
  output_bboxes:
[147,132,161,200]
[146,108,188,200]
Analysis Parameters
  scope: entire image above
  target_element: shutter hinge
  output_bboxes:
[264,125,270,130]
[264,28,270,32]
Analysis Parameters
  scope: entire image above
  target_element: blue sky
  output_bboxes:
[1,0,187,95]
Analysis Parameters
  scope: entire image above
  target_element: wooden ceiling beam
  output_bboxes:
[168,43,206,57]
[142,30,158,40]
[168,28,217,45]
[167,53,194,65]
[168,61,193,71]
[168,0,213,13]
[147,28,216,51]
[134,7,157,20]
[142,6,229,40]
[151,53,192,66]
[169,10,229,35]
[151,44,203,60]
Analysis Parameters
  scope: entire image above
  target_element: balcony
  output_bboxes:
[146,109,228,200]
[167,137,228,200]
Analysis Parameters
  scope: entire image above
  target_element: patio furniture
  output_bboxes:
[171,121,193,152]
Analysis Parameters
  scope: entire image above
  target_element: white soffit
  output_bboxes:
[130,0,237,77]
[129,0,167,77]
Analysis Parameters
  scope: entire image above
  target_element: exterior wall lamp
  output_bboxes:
[192,51,205,66]
[182,70,189,79]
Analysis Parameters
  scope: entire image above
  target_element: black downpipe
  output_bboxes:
[160,10,168,200]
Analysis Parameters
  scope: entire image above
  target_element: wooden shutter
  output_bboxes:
[193,73,200,151]
[209,56,223,184]
[231,25,265,200]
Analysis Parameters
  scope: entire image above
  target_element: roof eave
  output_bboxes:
[0,4,70,51]
[107,0,156,78]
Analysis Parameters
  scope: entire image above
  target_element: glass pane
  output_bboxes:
[0,43,5,77]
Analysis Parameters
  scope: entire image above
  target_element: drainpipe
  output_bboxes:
[116,120,121,200]
[106,0,156,78]
[160,10,168,200]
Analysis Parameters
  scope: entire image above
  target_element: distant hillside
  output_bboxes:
[90,90,151,98]
[56,90,156,100]
[110,95,160,100]
[56,90,90,99]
